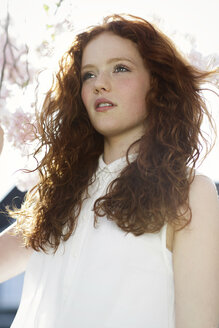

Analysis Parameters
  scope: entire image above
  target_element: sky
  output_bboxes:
[0,0,219,200]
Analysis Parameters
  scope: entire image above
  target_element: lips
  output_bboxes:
[94,98,116,111]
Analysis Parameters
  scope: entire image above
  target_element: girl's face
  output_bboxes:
[81,32,150,141]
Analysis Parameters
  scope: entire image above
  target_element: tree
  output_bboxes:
[0,0,218,191]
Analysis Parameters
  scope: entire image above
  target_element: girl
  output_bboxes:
[1,14,219,328]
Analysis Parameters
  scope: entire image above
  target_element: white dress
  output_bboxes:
[11,154,175,328]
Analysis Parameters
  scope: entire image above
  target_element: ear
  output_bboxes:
[0,125,4,155]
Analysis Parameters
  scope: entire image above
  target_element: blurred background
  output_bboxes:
[0,0,219,326]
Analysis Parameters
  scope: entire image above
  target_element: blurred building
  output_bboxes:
[0,274,24,328]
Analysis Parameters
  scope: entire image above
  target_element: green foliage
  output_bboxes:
[43,4,49,12]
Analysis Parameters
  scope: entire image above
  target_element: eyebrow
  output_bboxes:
[81,57,136,71]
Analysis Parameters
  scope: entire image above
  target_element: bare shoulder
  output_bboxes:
[187,174,219,229]
[189,173,218,200]
[173,173,219,250]
[173,174,219,327]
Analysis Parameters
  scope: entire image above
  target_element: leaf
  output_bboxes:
[43,4,49,12]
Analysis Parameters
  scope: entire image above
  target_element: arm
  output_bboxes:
[173,175,219,328]
[0,126,33,283]
[0,125,33,282]
[0,222,33,283]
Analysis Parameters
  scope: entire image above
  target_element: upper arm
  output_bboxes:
[173,175,219,328]
[0,222,33,283]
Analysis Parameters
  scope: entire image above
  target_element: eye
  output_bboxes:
[114,64,130,73]
[81,72,95,82]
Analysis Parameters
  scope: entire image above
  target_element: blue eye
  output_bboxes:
[114,65,130,73]
[82,72,95,82]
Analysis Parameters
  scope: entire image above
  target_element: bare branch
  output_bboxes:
[0,8,31,93]
[54,0,65,15]
[7,40,30,87]
[0,12,10,95]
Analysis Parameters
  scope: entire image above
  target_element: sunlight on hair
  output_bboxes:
[0,0,218,186]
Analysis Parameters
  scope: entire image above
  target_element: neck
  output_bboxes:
[103,133,141,165]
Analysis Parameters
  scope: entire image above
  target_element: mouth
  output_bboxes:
[95,98,116,112]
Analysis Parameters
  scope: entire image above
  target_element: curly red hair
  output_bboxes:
[8,14,217,253]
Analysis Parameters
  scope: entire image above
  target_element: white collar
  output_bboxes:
[97,153,138,175]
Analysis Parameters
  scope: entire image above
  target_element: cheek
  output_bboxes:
[81,86,94,122]
[119,77,147,98]
[120,80,147,110]
[81,85,90,109]
[132,80,149,110]
[81,87,86,106]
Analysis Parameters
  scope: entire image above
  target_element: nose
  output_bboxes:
[93,72,111,94]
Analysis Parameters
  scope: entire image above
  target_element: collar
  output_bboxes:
[97,153,138,175]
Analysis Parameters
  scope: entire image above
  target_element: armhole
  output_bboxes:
[160,223,174,275]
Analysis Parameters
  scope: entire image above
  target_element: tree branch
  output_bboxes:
[54,0,65,15]
[0,12,10,95]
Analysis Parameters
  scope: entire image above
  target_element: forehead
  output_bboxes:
[81,32,142,65]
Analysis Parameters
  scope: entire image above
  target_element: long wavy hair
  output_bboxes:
[8,14,218,253]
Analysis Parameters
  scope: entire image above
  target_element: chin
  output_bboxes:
[94,124,122,137]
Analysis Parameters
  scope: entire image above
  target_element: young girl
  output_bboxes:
[1,14,219,328]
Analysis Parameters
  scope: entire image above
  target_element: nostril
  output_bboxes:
[94,86,109,94]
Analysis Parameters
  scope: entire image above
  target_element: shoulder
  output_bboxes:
[187,166,218,195]
[173,174,219,326]
[174,172,219,237]
[189,170,218,194]
[188,173,219,223]
[172,172,219,269]
[173,175,219,327]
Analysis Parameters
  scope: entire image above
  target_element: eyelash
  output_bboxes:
[81,64,130,82]
[114,64,130,73]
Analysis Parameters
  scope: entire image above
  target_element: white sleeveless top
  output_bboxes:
[11,154,175,328]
